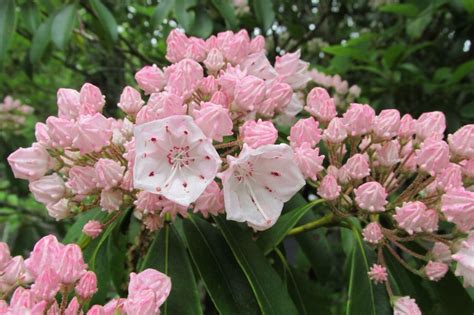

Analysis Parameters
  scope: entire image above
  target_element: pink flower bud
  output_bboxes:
[259,80,292,116]
[376,140,400,167]
[94,158,125,190]
[460,159,474,178]
[322,117,347,144]
[219,30,250,65]
[65,297,81,315]
[7,143,52,181]
[57,244,87,284]
[118,86,144,116]
[165,59,203,100]
[79,83,105,115]
[422,209,439,232]
[362,222,383,244]
[29,174,66,205]
[31,268,60,301]
[46,116,76,148]
[34,122,51,147]
[293,143,325,181]
[0,256,25,287]
[394,201,428,234]
[57,88,81,120]
[82,220,103,239]
[436,163,463,192]
[344,153,370,180]
[166,29,189,63]
[125,291,157,315]
[399,114,416,138]
[103,298,126,314]
[0,242,11,270]
[317,175,341,201]
[193,102,233,141]
[354,181,387,212]
[185,37,207,62]
[46,198,71,221]
[134,191,162,214]
[288,117,322,148]
[394,296,421,315]
[415,138,450,176]
[100,189,123,212]
[441,187,474,232]
[136,92,187,125]
[249,35,265,53]
[204,48,225,73]
[73,113,112,154]
[452,233,474,287]
[67,166,97,194]
[210,91,230,108]
[415,111,446,141]
[75,271,97,300]
[432,242,451,263]
[425,261,448,281]
[159,197,188,219]
[240,119,278,149]
[342,103,375,137]
[87,305,105,315]
[9,287,47,314]
[126,269,171,314]
[368,264,387,284]
[135,65,165,94]
[274,50,310,89]
[373,109,400,140]
[305,87,336,122]
[241,52,278,81]
[193,181,224,218]
[448,124,474,160]
[233,75,266,111]
[25,235,63,279]
[199,76,218,95]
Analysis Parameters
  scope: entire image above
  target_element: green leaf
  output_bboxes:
[89,0,118,42]
[463,0,474,15]
[51,3,77,49]
[29,17,53,64]
[211,0,238,29]
[21,3,40,34]
[257,199,324,255]
[322,45,367,61]
[183,215,260,314]
[141,223,202,315]
[107,227,128,295]
[174,0,196,32]
[379,4,420,17]
[252,0,275,32]
[460,103,474,118]
[151,0,175,27]
[188,7,213,38]
[0,0,17,65]
[214,216,299,315]
[451,60,474,83]
[407,12,432,39]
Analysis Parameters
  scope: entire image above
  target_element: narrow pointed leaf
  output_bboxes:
[251,0,275,32]
[29,18,52,64]
[89,0,118,42]
[51,3,77,49]
[211,0,238,29]
[151,0,175,27]
[0,0,16,65]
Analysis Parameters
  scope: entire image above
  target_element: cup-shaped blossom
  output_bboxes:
[100,189,123,212]
[57,88,81,120]
[373,109,400,140]
[393,296,422,315]
[448,124,474,160]
[322,117,347,144]
[288,117,322,148]
[25,235,63,279]
[57,244,87,284]
[240,119,278,149]
[305,87,336,122]
[368,264,387,284]
[375,140,400,167]
[165,59,203,100]
[46,116,76,148]
[399,114,416,138]
[354,181,388,212]
[452,233,474,287]
[7,143,52,181]
[362,222,383,244]
[441,187,474,231]
[66,166,97,195]
[317,175,341,201]
[233,75,266,112]
[134,115,221,207]
[193,102,233,141]
[344,153,370,180]
[274,50,310,89]
[73,113,112,154]
[394,201,428,235]
[204,48,225,73]
[79,83,105,115]
[31,268,60,301]
[193,181,224,218]
[415,111,446,141]
[75,271,98,300]
[135,65,165,94]
[293,143,325,181]
[126,269,172,314]
[425,261,448,281]
[219,144,305,230]
[118,86,144,116]
[94,158,125,191]
[342,103,375,137]
[82,220,103,239]
[28,174,66,206]
[415,138,450,176]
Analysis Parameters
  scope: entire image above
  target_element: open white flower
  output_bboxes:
[219,144,305,230]
[133,115,221,206]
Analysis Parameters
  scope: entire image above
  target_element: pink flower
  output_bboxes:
[118,86,144,116]
[165,29,189,63]
[79,83,105,115]
[31,268,60,301]
[258,80,292,116]
[0,256,25,288]
[218,64,246,99]
[47,198,71,221]
[394,296,422,315]
[432,242,451,263]
[219,144,305,230]
[134,191,162,214]
[461,159,474,178]
[322,117,347,144]
[204,48,225,73]
[452,233,474,287]
[8,143,52,181]
[75,271,98,300]
[415,138,450,176]
[376,140,400,167]
[165,59,203,100]
[34,122,51,147]
[87,305,105,315]
[29,174,66,205]
[233,75,266,111]
[342,103,375,137]
[8,287,47,314]
[317,175,341,201]
[82,220,103,239]
[199,76,218,95]
[0,243,11,270]
[67,166,97,194]
[94,158,125,190]
[422,209,439,233]
[73,113,112,154]
[425,261,448,281]
[57,88,80,119]
[210,91,230,108]
[354,181,388,212]
[436,163,463,192]
[134,115,221,206]
[57,244,87,284]
[193,102,233,141]
[293,143,325,180]
[394,201,428,234]
[344,153,370,180]
[274,50,310,89]
[415,111,446,141]
[193,181,224,218]
[135,65,165,94]
[46,116,76,148]
[305,87,336,122]
[25,235,63,279]
[100,189,123,212]
[159,197,189,219]
[65,297,81,315]
[288,117,322,148]
[185,37,207,62]
[241,52,277,81]
[448,124,474,160]
[362,222,383,244]
[441,187,474,231]
[136,92,187,125]
[373,109,400,140]
[368,264,387,284]
[218,30,250,65]
[250,35,265,53]
[240,119,278,149]
[399,114,416,138]
[103,298,126,315]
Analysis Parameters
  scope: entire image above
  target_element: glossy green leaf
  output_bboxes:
[379,4,420,17]
[29,18,52,64]
[22,3,40,34]
[174,0,196,32]
[252,0,275,32]
[460,103,474,118]
[51,3,77,49]
[151,0,175,27]
[189,7,213,38]
[89,0,118,42]
[257,199,325,255]
[141,223,202,315]
[107,227,128,295]
[407,12,432,39]
[214,216,299,315]
[451,60,474,83]
[0,0,17,65]
[211,0,238,29]
[183,215,260,314]
[322,45,367,61]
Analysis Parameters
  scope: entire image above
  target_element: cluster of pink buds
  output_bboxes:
[0,96,34,134]
[0,235,170,314]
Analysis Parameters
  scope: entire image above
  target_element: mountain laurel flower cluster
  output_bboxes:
[0,235,170,314]
[7,29,474,313]
[0,96,34,134]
